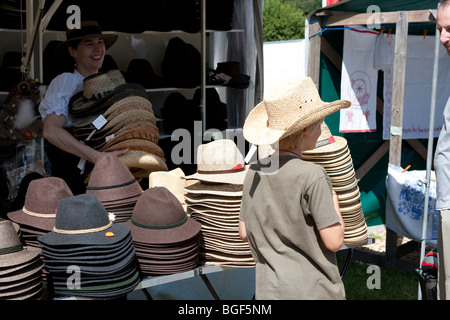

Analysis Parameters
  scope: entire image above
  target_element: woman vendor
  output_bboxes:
[39,21,128,194]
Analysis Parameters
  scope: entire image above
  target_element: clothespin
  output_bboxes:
[387,28,392,37]
[380,27,385,34]
[423,29,427,39]
[402,165,411,173]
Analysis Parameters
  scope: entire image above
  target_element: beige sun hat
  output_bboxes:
[118,150,168,178]
[186,139,248,185]
[149,168,187,205]
[243,77,350,145]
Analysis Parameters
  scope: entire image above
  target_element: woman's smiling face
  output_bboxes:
[69,37,106,76]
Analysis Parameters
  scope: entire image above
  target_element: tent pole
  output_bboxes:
[418,3,441,300]
[21,0,45,78]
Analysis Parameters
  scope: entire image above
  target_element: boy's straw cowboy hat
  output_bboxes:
[243,77,350,146]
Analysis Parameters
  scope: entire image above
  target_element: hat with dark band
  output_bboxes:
[55,20,118,58]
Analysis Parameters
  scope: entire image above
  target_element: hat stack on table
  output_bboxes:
[185,139,255,267]
[37,193,140,299]
[302,123,368,245]
[86,153,144,224]
[7,177,73,248]
[126,187,202,276]
[70,69,168,178]
[7,177,74,282]
[0,219,44,300]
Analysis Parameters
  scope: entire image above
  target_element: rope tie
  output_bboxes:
[53,221,112,234]
[22,206,56,218]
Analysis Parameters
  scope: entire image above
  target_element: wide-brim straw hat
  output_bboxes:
[186,139,248,185]
[149,168,187,205]
[243,77,350,145]
[7,177,73,232]
[118,150,168,178]
[126,187,202,245]
[72,95,154,129]
[55,20,118,58]
[69,76,148,117]
[102,137,165,158]
[94,125,160,151]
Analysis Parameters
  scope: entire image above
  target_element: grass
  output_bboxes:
[337,256,419,300]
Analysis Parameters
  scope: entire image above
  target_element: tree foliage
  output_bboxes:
[263,0,322,42]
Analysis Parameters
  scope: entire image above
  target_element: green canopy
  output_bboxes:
[325,0,440,13]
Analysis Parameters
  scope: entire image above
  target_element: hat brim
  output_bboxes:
[7,209,55,232]
[185,165,249,185]
[55,34,118,58]
[118,150,168,178]
[243,99,350,146]
[184,181,243,197]
[69,83,148,116]
[126,218,201,245]
[37,224,130,248]
[0,245,41,268]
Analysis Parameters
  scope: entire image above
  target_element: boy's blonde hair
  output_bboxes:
[278,120,322,150]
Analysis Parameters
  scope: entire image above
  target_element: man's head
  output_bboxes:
[438,0,450,55]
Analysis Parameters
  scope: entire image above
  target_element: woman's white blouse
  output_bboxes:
[39,71,84,127]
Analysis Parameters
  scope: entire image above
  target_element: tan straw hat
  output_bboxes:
[186,139,248,185]
[118,150,168,178]
[243,77,350,145]
[149,168,187,205]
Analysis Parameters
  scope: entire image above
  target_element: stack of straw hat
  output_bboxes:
[70,69,168,178]
[37,194,140,299]
[302,123,368,245]
[126,187,202,276]
[185,139,255,267]
[0,219,44,300]
[85,153,143,224]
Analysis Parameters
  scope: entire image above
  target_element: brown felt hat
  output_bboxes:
[126,187,201,245]
[8,177,73,232]
[86,153,143,203]
[55,20,118,58]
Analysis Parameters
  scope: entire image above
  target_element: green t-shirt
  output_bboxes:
[240,155,345,300]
